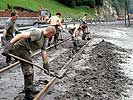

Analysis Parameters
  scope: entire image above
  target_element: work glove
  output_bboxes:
[1,43,13,56]
[43,62,50,74]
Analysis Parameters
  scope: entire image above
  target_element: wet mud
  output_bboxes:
[1,22,133,100]
[44,40,133,100]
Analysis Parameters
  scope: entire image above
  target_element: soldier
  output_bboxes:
[2,26,56,100]
[2,10,19,65]
[82,14,88,23]
[81,14,90,40]
[81,21,90,40]
[47,12,63,48]
[69,24,86,51]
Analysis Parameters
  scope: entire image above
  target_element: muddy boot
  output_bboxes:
[4,62,10,67]
[82,33,86,40]
[32,88,39,95]
[43,62,50,74]
[87,37,91,41]
[22,88,39,95]
[73,39,79,52]
[73,45,78,52]
[24,90,34,100]
[6,56,11,65]
[54,44,57,49]
[54,41,57,49]
[59,38,63,41]
[48,37,52,47]
[48,42,50,47]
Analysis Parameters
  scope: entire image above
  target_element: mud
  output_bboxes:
[1,22,133,100]
[44,40,133,100]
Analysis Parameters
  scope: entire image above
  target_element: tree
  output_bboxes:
[57,0,76,7]
[56,0,103,7]
[112,0,125,15]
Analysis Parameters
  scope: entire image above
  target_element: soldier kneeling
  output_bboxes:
[69,24,86,52]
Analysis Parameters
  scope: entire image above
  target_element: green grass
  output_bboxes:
[0,0,95,18]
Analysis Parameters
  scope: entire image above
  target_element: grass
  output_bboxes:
[0,0,95,18]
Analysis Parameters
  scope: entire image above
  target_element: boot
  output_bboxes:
[54,44,57,49]
[48,43,50,47]
[32,88,39,94]
[6,56,11,65]
[24,94,34,100]
[24,90,34,100]
[87,37,91,41]
[82,33,86,40]
[54,40,58,49]
[22,88,39,95]
[73,44,78,52]
[43,62,50,74]
[73,40,78,50]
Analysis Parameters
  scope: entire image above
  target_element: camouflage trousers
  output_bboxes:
[10,45,34,92]
[2,35,13,64]
[48,26,60,46]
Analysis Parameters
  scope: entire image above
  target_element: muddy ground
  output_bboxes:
[44,22,133,100]
[0,21,133,100]
[44,40,133,100]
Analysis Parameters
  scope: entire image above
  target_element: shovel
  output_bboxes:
[8,53,63,79]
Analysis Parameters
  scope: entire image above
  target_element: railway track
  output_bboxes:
[0,36,92,100]
[0,37,71,73]
[0,36,72,100]
[0,22,93,100]
[0,21,132,100]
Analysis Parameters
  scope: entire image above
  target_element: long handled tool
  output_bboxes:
[8,53,62,78]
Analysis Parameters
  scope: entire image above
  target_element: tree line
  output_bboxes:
[56,0,104,7]
[56,0,126,9]
[57,0,127,16]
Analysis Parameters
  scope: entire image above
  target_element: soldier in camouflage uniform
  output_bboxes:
[2,26,55,100]
[2,10,19,65]
[69,24,86,51]
[81,14,90,40]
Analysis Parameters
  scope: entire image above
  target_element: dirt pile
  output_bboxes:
[56,40,133,100]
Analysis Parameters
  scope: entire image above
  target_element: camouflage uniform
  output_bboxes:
[10,29,46,99]
[69,27,79,50]
[4,18,16,64]
[81,22,88,40]
[4,18,16,40]
[48,25,60,47]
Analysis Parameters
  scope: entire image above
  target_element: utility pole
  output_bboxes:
[127,0,130,26]
[125,0,130,26]
[125,0,127,26]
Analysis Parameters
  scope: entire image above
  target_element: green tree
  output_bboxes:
[112,0,125,15]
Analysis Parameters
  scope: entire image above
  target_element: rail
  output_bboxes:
[0,17,116,33]
[0,37,71,73]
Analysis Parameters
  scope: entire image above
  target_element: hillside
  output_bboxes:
[0,0,95,18]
